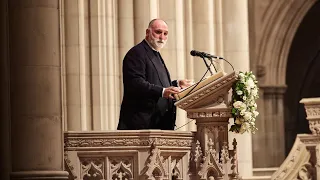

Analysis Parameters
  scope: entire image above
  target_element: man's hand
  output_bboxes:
[163,86,180,99]
[178,79,194,89]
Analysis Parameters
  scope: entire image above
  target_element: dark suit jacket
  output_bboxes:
[117,40,177,130]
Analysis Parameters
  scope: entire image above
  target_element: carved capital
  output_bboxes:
[300,98,320,135]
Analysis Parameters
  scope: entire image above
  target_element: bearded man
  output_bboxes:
[117,19,191,130]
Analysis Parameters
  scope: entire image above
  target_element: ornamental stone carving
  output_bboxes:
[297,163,313,180]
[110,157,133,180]
[300,98,320,135]
[271,136,311,180]
[65,137,193,148]
[140,143,168,180]
[81,158,104,180]
[198,139,224,180]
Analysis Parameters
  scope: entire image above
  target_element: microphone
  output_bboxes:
[190,50,224,59]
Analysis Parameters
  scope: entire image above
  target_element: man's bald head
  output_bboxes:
[148,19,168,28]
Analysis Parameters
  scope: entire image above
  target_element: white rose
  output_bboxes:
[243,112,252,120]
[236,90,243,95]
[246,78,255,88]
[233,101,243,109]
[243,96,247,101]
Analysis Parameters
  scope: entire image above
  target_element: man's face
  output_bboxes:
[147,20,168,51]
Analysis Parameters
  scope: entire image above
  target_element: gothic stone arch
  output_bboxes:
[249,0,318,168]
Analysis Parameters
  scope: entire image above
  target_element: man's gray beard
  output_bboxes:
[154,41,166,49]
[150,34,167,49]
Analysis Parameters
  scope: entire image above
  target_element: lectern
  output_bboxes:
[175,71,240,180]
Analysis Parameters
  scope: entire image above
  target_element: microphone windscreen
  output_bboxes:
[190,50,197,56]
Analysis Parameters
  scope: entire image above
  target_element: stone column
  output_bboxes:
[8,0,68,179]
[158,0,190,131]
[133,0,158,43]
[252,85,286,167]
[63,0,92,131]
[192,0,217,80]
[221,0,253,176]
[118,0,134,119]
[0,0,10,179]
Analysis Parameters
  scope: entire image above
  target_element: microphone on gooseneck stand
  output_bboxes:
[190,50,225,60]
[190,50,234,71]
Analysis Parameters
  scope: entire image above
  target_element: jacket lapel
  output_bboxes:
[142,40,168,87]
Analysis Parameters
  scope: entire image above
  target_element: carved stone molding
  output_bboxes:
[187,109,232,119]
[299,135,320,146]
[65,137,193,148]
[305,107,320,119]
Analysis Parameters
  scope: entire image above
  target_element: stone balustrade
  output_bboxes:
[64,130,239,180]
[271,97,320,179]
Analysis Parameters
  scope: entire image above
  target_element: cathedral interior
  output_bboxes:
[1,0,320,180]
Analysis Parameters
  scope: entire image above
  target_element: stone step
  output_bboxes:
[252,167,278,176]
[242,176,271,180]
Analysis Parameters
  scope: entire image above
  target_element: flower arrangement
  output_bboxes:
[229,71,259,134]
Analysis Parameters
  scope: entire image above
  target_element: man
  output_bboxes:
[117,19,191,130]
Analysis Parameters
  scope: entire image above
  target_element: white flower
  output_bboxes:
[230,71,259,134]
[241,103,247,110]
[233,101,243,109]
[240,122,250,134]
[240,109,246,116]
[246,78,255,89]
[252,88,258,96]
[236,90,243,95]
[243,112,252,121]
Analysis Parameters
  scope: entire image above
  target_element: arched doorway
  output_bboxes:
[284,1,320,155]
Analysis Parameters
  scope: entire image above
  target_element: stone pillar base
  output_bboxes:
[11,171,69,180]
